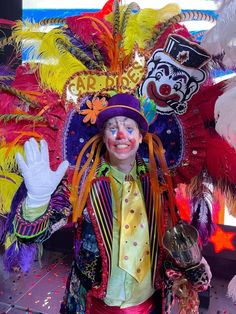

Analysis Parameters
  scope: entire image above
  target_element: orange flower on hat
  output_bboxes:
[80,97,107,124]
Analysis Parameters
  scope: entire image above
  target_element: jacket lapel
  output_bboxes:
[89,177,113,274]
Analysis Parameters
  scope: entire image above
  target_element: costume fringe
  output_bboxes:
[71,134,103,222]
[144,133,179,244]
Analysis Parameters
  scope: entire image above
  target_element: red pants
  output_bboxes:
[90,295,157,314]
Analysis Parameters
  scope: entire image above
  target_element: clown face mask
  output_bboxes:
[140,35,211,115]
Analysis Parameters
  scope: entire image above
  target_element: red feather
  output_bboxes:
[205,130,236,184]
[153,23,191,51]
[81,0,120,18]
[0,18,16,29]
[190,81,225,123]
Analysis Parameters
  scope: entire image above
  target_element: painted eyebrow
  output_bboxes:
[173,74,188,82]
[156,64,169,75]
[106,122,116,126]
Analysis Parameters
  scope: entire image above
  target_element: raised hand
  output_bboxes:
[16,137,69,207]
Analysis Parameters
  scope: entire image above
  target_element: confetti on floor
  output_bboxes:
[1,249,236,313]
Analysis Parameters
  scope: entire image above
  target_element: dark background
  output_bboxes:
[0,0,22,68]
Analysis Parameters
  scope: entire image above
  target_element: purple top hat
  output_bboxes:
[96,93,148,132]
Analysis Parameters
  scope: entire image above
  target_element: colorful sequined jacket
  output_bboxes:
[3,157,210,314]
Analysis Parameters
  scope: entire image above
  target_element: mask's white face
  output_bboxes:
[103,116,142,166]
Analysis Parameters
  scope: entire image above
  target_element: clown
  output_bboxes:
[1,0,236,313]
[140,35,210,115]
[13,93,211,314]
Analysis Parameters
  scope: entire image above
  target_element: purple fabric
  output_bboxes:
[96,93,148,132]
[74,239,82,257]
[3,241,37,272]
[64,102,98,167]
[50,179,71,212]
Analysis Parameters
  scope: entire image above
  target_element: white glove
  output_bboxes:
[16,137,69,208]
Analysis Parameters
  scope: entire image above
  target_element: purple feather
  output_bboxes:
[0,65,16,85]
[191,198,215,245]
[18,242,38,272]
[3,242,20,272]
[3,241,37,272]
[64,28,95,59]
[0,215,6,243]
[0,65,15,75]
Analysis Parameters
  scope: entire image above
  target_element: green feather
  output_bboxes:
[0,84,39,108]
[140,96,156,125]
[148,11,216,49]
[0,114,45,124]
[113,0,120,37]
[120,2,140,49]
[56,38,101,70]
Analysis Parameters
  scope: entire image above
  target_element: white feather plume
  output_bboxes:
[215,77,236,150]
[201,0,236,68]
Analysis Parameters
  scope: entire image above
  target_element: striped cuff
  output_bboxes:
[13,202,52,239]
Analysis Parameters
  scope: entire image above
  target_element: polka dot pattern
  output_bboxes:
[119,179,151,282]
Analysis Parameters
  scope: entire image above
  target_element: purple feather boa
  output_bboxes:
[3,241,37,272]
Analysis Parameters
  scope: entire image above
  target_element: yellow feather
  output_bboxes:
[124,4,181,54]
[0,146,24,172]
[0,171,23,214]
[13,19,48,35]
[12,21,87,94]
[36,29,88,94]
[12,20,45,56]
[4,233,17,250]
[0,145,23,214]
[106,4,180,55]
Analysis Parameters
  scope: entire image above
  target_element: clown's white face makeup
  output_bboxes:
[103,116,142,173]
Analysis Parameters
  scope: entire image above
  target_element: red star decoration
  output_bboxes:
[209,225,235,253]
